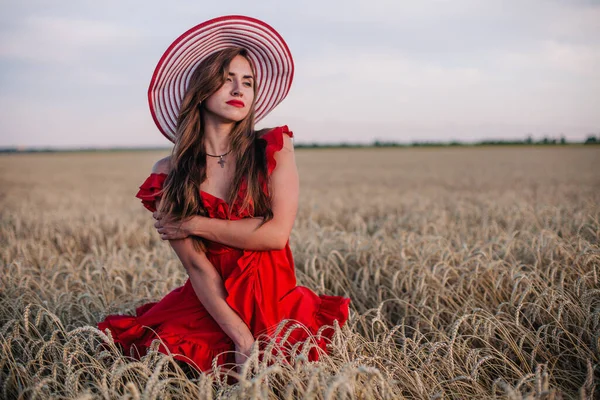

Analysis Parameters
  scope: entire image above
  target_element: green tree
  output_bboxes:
[584,135,598,144]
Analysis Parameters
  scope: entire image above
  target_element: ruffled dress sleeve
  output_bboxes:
[135,173,167,212]
[261,125,294,176]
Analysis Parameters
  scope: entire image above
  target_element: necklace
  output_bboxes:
[206,149,232,168]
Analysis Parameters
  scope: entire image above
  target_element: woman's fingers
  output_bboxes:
[153,217,187,240]
[160,232,184,240]
[153,211,165,220]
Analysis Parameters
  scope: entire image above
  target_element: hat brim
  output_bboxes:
[148,15,294,142]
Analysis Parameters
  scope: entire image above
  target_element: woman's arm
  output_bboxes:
[155,134,299,250]
[168,238,254,351]
[199,134,298,250]
[148,159,254,358]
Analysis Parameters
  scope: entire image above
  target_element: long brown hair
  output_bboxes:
[159,48,273,251]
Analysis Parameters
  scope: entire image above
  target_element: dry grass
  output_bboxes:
[1,146,599,399]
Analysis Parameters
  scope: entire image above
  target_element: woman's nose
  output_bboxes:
[231,81,242,96]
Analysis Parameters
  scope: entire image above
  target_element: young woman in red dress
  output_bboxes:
[97,16,350,374]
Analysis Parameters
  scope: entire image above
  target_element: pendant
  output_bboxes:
[218,156,225,168]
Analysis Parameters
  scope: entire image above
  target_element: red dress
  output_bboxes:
[98,126,351,372]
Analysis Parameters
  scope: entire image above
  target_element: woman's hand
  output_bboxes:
[153,212,199,240]
[234,336,255,372]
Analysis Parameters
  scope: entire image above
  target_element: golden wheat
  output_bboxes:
[1,147,599,399]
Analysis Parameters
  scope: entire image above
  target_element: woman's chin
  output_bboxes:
[206,110,248,125]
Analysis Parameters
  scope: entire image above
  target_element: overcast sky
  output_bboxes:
[1,0,599,148]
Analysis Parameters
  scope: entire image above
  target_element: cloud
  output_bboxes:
[302,50,485,88]
[0,94,161,148]
[540,41,600,76]
[545,2,600,41]
[498,40,600,78]
[0,0,599,147]
[0,15,141,65]
[270,39,599,133]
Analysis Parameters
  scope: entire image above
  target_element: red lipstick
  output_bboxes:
[226,100,245,108]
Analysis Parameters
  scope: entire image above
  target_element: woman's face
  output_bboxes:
[203,55,255,123]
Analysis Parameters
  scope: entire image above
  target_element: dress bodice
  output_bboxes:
[135,125,294,221]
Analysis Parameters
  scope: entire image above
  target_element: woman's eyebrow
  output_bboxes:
[228,72,254,80]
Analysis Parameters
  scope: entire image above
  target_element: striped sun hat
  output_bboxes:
[148,15,295,142]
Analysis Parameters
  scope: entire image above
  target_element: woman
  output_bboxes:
[98,16,350,374]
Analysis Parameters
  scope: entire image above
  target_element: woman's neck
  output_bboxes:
[203,117,234,155]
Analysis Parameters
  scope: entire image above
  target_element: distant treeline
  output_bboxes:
[2,134,599,153]
[295,134,600,149]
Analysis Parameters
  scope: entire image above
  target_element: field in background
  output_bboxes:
[1,147,599,399]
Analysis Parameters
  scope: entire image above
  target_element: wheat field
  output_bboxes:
[1,146,599,399]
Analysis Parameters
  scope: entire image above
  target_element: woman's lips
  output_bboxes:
[226,100,245,108]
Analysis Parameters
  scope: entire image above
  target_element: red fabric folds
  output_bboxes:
[136,173,167,212]
[98,280,235,372]
[261,125,293,175]
[99,126,350,373]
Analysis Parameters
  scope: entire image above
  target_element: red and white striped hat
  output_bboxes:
[148,15,295,142]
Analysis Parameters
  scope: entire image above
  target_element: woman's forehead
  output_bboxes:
[228,55,254,76]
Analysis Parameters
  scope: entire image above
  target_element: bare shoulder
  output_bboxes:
[281,132,294,152]
[152,155,171,174]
